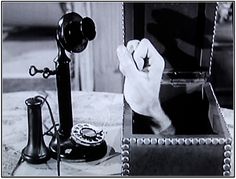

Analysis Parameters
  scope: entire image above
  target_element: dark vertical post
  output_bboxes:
[54,42,73,138]
[133,3,145,40]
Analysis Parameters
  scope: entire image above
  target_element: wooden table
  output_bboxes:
[2,91,234,176]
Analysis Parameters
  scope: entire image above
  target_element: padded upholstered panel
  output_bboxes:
[130,144,224,176]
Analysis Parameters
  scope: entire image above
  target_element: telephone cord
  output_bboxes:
[35,95,61,176]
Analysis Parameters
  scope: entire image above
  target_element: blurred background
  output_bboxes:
[2,2,233,109]
[2,2,124,93]
[211,2,233,109]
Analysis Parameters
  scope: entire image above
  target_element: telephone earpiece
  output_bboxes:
[56,12,96,53]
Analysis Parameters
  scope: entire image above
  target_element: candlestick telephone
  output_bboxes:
[12,12,108,176]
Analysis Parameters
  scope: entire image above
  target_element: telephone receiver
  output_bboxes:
[56,12,96,53]
[23,12,107,164]
[22,97,50,164]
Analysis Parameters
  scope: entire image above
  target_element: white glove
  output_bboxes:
[117,38,174,134]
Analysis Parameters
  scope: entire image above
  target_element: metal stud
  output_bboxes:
[226,138,232,145]
[224,151,231,158]
[121,2,125,45]
[177,138,184,145]
[122,150,129,156]
[137,138,144,145]
[223,164,231,171]
[144,138,151,145]
[121,156,129,163]
[192,138,199,145]
[171,138,178,145]
[122,169,130,176]
[122,163,130,169]
[223,171,230,176]
[121,144,129,150]
[224,158,231,164]
[212,138,219,145]
[208,2,218,78]
[122,138,130,144]
[205,138,212,145]
[219,138,226,145]
[224,145,232,151]
[165,138,171,145]
[150,138,157,145]
[130,138,136,144]
[158,138,165,145]
[184,138,192,145]
[199,138,206,145]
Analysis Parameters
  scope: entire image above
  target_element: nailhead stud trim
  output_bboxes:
[171,138,178,145]
[127,137,228,146]
[224,145,231,151]
[223,171,230,176]
[212,138,219,145]
[122,138,130,144]
[199,138,206,145]
[219,138,226,145]
[122,163,130,169]
[144,138,151,145]
[121,137,130,176]
[192,138,199,145]
[223,135,232,176]
[224,158,231,164]
[121,156,129,163]
[205,138,212,145]
[184,138,192,145]
[165,138,171,145]
[126,137,228,146]
[122,150,129,156]
[224,151,231,158]
[121,144,130,150]
[130,138,136,144]
[137,138,144,145]
[226,138,232,145]
[208,1,218,76]
[223,164,231,171]
[150,138,157,145]
[158,138,165,145]
[121,169,130,176]
[178,138,185,145]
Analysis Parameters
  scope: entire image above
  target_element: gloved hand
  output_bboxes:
[117,38,174,134]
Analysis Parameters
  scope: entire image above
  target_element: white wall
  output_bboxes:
[2,2,62,27]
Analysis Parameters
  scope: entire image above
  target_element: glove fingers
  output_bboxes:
[117,45,139,78]
[127,40,140,54]
[134,39,165,80]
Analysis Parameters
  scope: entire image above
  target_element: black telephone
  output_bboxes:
[22,11,107,166]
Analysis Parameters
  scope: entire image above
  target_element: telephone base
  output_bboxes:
[49,134,107,161]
